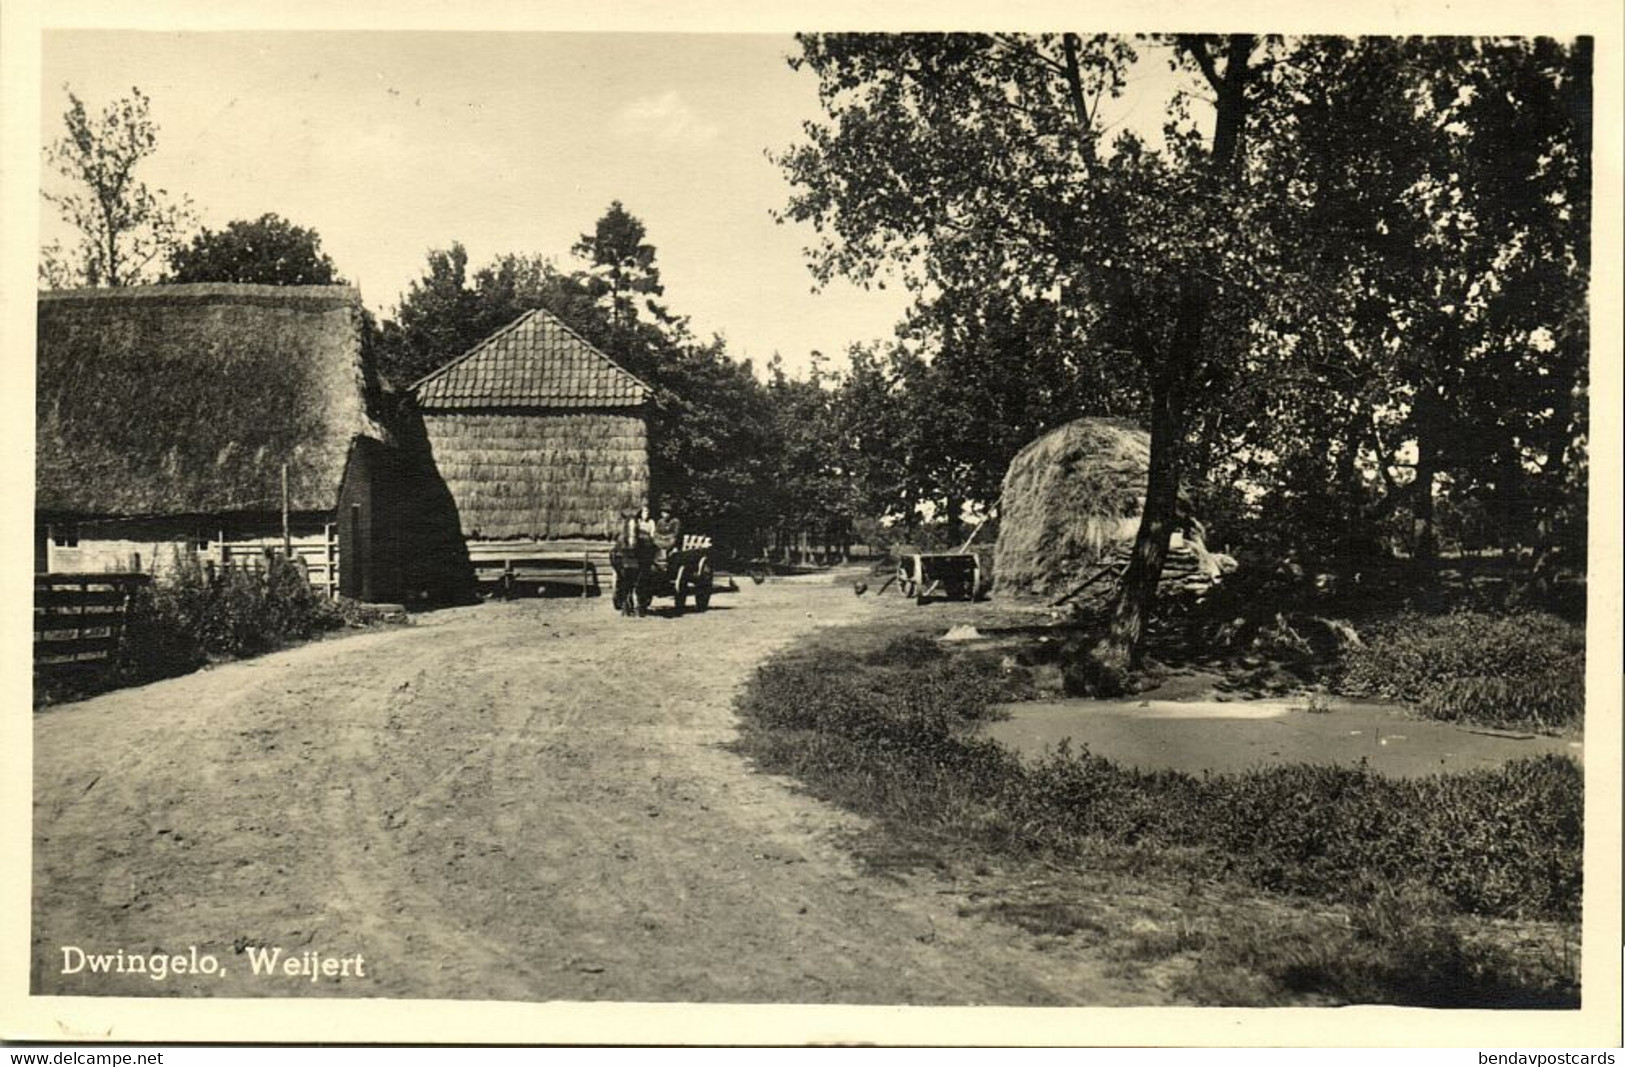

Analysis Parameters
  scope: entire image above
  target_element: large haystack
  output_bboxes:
[36,284,384,516]
[412,309,650,541]
[994,417,1151,599]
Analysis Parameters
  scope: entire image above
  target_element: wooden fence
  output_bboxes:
[215,524,339,597]
[34,572,151,671]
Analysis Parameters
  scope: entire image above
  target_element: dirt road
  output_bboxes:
[32,576,1149,1005]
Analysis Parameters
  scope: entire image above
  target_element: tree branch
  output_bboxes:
[1178,34,1224,95]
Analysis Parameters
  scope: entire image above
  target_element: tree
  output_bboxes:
[896,286,1145,530]
[778,34,1590,672]
[571,200,665,330]
[373,244,564,387]
[41,86,195,287]
[778,34,1266,672]
[1216,38,1591,564]
[165,213,343,285]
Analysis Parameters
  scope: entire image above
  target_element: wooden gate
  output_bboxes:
[33,572,151,671]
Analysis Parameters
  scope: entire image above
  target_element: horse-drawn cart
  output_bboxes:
[613,534,717,616]
[895,551,981,604]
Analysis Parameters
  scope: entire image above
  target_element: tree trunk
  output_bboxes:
[1090,34,1252,676]
[1096,365,1185,672]
[1411,384,1439,565]
[1412,432,1437,565]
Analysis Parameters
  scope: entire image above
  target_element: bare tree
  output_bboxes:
[42,86,195,287]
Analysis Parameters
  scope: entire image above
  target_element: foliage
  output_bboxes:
[122,554,358,679]
[736,627,1582,922]
[373,206,786,552]
[1216,38,1592,566]
[571,199,665,328]
[1341,610,1585,731]
[778,35,1591,666]
[41,86,196,287]
[164,213,343,286]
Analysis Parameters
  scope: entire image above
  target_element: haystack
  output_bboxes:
[995,417,1231,601]
[994,417,1149,599]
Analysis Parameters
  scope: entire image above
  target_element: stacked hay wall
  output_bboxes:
[993,417,1150,599]
[422,410,649,540]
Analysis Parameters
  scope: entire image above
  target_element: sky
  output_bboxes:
[39,31,925,377]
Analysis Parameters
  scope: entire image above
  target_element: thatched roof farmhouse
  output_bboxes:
[994,416,1228,600]
[36,284,416,601]
[411,309,651,586]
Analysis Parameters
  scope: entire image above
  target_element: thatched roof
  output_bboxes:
[37,284,386,517]
[993,417,1150,598]
[412,309,649,410]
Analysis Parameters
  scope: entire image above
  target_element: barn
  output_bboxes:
[410,308,652,591]
[35,283,416,602]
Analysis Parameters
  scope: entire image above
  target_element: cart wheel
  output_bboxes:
[673,565,688,614]
[695,561,713,611]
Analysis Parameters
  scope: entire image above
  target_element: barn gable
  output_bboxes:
[411,310,651,541]
[412,309,649,410]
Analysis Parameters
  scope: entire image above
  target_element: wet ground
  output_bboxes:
[983,696,1582,777]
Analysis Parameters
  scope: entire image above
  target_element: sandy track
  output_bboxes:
[32,577,1148,1005]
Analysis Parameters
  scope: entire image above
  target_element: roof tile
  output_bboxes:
[411,309,649,410]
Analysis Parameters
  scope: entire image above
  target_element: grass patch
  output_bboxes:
[733,614,1583,1006]
[1340,610,1585,732]
[1175,886,1578,1008]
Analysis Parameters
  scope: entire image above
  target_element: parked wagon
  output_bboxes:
[613,534,717,616]
[895,552,981,604]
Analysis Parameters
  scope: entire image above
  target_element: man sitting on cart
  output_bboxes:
[652,500,683,565]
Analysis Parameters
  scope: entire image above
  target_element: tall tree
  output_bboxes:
[1220,38,1592,564]
[779,33,1589,670]
[164,213,343,286]
[41,86,195,287]
[777,33,1266,672]
[571,200,665,330]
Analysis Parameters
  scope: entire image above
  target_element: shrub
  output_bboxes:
[1340,610,1585,730]
[120,553,350,680]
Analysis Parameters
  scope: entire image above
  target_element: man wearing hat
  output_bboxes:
[652,500,683,565]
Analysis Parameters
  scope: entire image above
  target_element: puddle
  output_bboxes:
[982,697,1581,778]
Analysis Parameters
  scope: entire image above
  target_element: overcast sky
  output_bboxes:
[40,31,932,376]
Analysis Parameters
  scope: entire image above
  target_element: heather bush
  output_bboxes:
[1340,610,1585,730]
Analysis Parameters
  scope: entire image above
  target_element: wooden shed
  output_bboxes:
[35,284,409,602]
[411,309,651,590]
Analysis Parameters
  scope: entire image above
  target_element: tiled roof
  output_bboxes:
[412,310,649,410]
